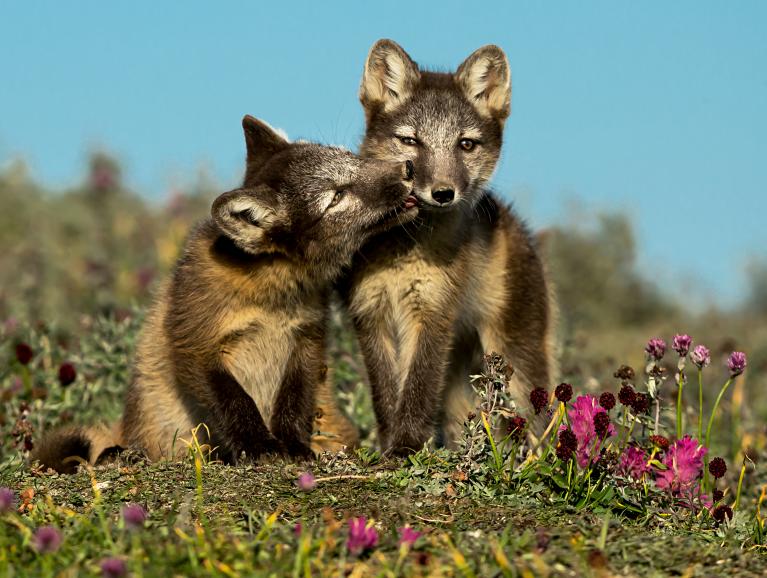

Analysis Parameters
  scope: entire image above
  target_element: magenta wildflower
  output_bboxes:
[727,352,747,377]
[617,446,649,480]
[100,557,127,578]
[690,345,711,369]
[293,522,303,537]
[15,343,33,366]
[529,387,549,415]
[567,395,616,468]
[655,436,707,497]
[672,334,692,357]
[122,504,146,530]
[347,517,379,554]
[0,487,14,513]
[645,338,666,361]
[398,526,422,547]
[58,362,77,387]
[32,526,63,553]
[296,471,316,492]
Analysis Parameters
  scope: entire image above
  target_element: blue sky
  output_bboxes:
[1,1,765,306]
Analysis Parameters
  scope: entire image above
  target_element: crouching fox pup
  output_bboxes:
[32,116,417,472]
[341,40,558,455]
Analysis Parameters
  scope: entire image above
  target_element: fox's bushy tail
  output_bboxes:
[31,423,123,474]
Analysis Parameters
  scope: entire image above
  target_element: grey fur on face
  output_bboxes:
[360,40,510,210]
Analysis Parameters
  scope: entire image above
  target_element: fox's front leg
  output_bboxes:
[269,327,325,459]
[206,368,284,462]
[351,312,400,449]
[387,314,455,456]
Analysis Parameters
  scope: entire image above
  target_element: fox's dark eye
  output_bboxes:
[459,138,477,151]
[327,189,345,209]
[398,136,418,147]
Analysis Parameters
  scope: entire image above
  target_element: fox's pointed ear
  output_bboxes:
[455,45,511,123]
[360,39,420,119]
[212,187,277,254]
[242,115,289,184]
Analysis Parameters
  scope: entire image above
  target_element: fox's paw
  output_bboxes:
[284,440,314,461]
[385,433,428,458]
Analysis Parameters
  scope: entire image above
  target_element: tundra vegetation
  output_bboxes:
[2,156,767,576]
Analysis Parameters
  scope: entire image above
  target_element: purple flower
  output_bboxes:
[398,526,422,547]
[347,517,379,554]
[293,522,303,537]
[655,436,707,497]
[727,352,747,377]
[617,446,649,480]
[100,557,127,578]
[645,338,666,361]
[122,504,146,530]
[672,334,692,357]
[566,395,616,468]
[0,487,15,513]
[296,471,316,492]
[690,345,711,369]
[32,526,63,553]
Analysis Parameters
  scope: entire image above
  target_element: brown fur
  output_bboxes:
[32,116,414,471]
[341,40,558,454]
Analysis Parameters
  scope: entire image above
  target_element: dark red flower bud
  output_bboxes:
[614,365,635,381]
[530,387,549,415]
[593,412,611,439]
[599,392,616,411]
[712,504,733,525]
[712,489,724,503]
[630,393,650,414]
[708,457,727,479]
[649,435,670,451]
[618,384,636,407]
[506,416,527,443]
[58,363,77,387]
[554,382,573,404]
[559,428,577,452]
[15,343,33,366]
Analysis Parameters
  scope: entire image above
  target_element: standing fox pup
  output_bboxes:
[33,116,417,472]
[341,40,557,454]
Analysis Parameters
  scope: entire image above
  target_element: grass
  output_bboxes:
[3,451,767,577]
[2,298,767,576]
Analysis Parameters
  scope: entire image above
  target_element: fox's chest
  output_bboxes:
[219,307,320,425]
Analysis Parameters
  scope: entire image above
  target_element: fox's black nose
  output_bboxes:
[431,188,455,205]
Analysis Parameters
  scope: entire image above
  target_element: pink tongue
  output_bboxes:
[403,195,418,209]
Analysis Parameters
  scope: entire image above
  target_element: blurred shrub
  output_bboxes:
[0,154,214,328]
[544,211,677,333]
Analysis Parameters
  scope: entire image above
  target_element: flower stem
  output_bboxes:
[735,458,747,511]
[697,369,703,442]
[704,378,732,451]
[676,372,685,440]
